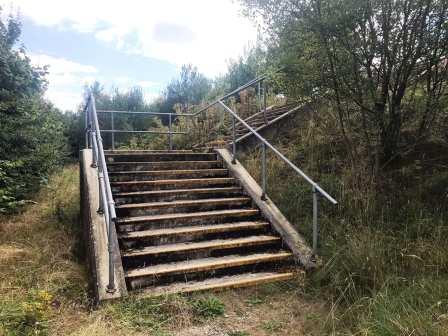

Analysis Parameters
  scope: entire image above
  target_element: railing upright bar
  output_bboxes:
[111,112,115,150]
[263,81,267,124]
[261,143,267,200]
[232,115,236,164]
[91,129,98,168]
[85,102,90,148]
[168,113,173,151]
[312,186,318,255]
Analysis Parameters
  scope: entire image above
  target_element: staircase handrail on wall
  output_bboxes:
[84,92,118,292]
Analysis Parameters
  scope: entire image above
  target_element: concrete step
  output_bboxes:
[111,177,237,192]
[109,169,229,182]
[117,209,260,231]
[107,160,223,172]
[122,235,281,258]
[114,187,245,204]
[105,150,194,155]
[106,152,217,162]
[115,197,252,217]
[118,221,270,241]
[134,272,295,296]
[126,252,292,279]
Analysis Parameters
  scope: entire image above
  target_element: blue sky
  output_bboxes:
[1,1,257,111]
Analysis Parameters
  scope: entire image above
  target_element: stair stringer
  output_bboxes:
[215,148,315,269]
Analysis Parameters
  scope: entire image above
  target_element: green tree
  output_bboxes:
[241,0,448,163]
[157,64,211,116]
[0,12,67,213]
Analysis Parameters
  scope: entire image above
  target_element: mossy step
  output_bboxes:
[125,251,292,278]
[122,235,280,257]
[107,160,223,171]
[118,221,269,240]
[135,272,295,296]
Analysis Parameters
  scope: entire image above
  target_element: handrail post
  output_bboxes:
[263,81,267,124]
[97,171,104,214]
[232,114,236,164]
[261,142,267,200]
[111,112,115,150]
[85,103,90,148]
[91,131,98,168]
[168,113,173,151]
[312,186,318,255]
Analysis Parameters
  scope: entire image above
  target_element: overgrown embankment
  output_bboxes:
[239,109,448,335]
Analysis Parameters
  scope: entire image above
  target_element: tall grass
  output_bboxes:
[239,110,448,335]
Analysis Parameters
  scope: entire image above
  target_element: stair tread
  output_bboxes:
[110,169,228,175]
[111,178,235,186]
[118,221,269,239]
[114,186,243,197]
[126,251,292,278]
[117,208,259,224]
[122,235,281,257]
[107,160,221,165]
[106,151,210,155]
[116,197,251,209]
[135,272,295,296]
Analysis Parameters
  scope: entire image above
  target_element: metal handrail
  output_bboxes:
[218,101,337,204]
[85,92,117,292]
[217,100,337,255]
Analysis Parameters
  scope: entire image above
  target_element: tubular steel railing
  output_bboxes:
[84,92,117,292]
[84,74,337,293]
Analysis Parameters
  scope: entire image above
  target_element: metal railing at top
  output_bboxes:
[84,74,337,293]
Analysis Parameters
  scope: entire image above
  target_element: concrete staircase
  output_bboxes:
[224,103,302,143]
[106,150,296,295]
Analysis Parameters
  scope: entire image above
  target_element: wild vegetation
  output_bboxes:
[1,0,448,335]
[0,14,69,214]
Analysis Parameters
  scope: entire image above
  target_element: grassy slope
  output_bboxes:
[0,165,326,336]
[239,110,448,335]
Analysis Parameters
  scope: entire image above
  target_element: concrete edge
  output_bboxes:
[80,149,128,302]
[215,148,315,269]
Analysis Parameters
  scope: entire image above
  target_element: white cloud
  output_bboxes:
[4,0,258,76]
[29,53,98,111]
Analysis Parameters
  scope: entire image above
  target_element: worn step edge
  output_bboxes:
[114,187,244,198]
[107,160,221,165]
[135,272,295,296]
[106,152,213,157]
[122,235,280,257]
[111,178,235,186]
[109,169,228,175]
[126,251,292,278]
[116,197,251,210]
[117,209,259,224]
[118,221,269,239]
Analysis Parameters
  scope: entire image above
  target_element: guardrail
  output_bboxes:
[84,93,117,292]
[84,74,337,292]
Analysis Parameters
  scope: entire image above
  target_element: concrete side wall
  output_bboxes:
[216,148,315,268]
[80,149,127,302]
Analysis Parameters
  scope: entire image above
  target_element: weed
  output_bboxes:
[261,319,284,333]
[191,295,225,318]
